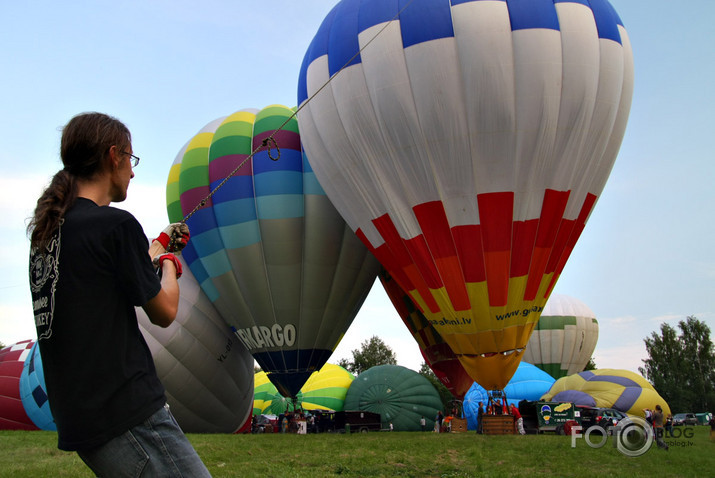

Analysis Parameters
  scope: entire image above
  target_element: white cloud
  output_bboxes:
[603,315,638,328]
[593,341,647,375]
[648,314,682,324]
[0,174,52,212]
[115,181,170,237]
[0,302,36,346]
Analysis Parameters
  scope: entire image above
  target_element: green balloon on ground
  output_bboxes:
[344,365,442,431]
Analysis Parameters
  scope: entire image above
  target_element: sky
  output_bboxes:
[1,0,713,379]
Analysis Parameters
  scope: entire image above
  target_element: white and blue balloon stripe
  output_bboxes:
[298,0,624,105]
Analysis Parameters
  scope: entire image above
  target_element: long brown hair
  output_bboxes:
[27,112,131,249]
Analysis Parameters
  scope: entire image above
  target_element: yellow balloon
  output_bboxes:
[541,369,671,418]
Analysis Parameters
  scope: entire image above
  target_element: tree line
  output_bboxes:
[639,315,715,413]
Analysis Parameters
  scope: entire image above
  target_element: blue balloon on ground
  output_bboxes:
[463,362,555,430]
[19,342,56,431]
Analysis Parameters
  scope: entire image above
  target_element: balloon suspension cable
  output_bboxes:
[177,0,416,229]
[180,136,280,225]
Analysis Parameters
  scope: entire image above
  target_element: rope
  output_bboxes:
[177,0,417,227]
[180,136,280,224]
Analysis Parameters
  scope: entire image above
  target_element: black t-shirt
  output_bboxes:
[30,198,165,450]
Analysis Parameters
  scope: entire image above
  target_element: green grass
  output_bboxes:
[0,427,712,477]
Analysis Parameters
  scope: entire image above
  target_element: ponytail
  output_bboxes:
[28,170,77,249]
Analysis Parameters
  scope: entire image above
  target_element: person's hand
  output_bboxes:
[153,253,183,279]
[153,223,190,253]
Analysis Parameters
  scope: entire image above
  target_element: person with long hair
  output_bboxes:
[27,112,208,476]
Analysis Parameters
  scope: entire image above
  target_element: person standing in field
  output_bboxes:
[652,404,669,450]
[510,404,525,435]
[27,112,210,477]
[477,402,485,434]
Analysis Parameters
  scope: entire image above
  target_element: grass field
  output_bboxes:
[0,427,712,477]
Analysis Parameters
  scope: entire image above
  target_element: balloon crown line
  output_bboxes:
[171,0,419,252]
[167,136,280,253]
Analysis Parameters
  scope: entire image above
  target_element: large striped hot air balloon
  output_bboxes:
[166,105,380,398]
[522,294,599,378]
[298,0,633,389]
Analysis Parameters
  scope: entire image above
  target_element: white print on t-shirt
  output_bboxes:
[30,228,61,341]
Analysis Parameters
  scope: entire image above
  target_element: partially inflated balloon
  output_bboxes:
[167,105,380,397]
[298,0,633,389]
[344,364,443,431]
[19,341,55,430]
[253,371,276,416]
[463,362,555,430]
[137,257,255,434]
[379,269,472,398]
[0,340,37,430]
[255,363,354,414]
[541,369,671,418]
[522,294,599,378]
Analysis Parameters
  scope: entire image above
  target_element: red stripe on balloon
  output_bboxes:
[413,201,470,311]
[253,130,301,152]
[404,235,442,288]
[545,193,597,296]
[524,189,570,300]
[209,154,252,180]
[364,190,589,314]
[412,201,455,259]
[478,192,514,307]
[453,224,486,283]
[180,187,213,216]
[356,229,410,286]
[371,214,441,313]
[510,219,538,278]
[372,214,414,272]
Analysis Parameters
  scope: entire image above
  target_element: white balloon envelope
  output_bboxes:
[297,0,633,389]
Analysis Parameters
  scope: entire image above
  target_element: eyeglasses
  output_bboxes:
[122,151,141,168]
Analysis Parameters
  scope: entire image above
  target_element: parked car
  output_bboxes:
[588,408,628,430]
[672,413,697,426]
[577,406,628,431]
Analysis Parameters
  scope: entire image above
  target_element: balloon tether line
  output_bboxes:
[181,136,279,224]
[176,0,417,234]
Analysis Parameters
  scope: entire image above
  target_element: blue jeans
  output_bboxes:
[77,404,211,477]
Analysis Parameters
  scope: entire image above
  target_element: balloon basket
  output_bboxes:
[481,415,516,435]
[450,417,468,433]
